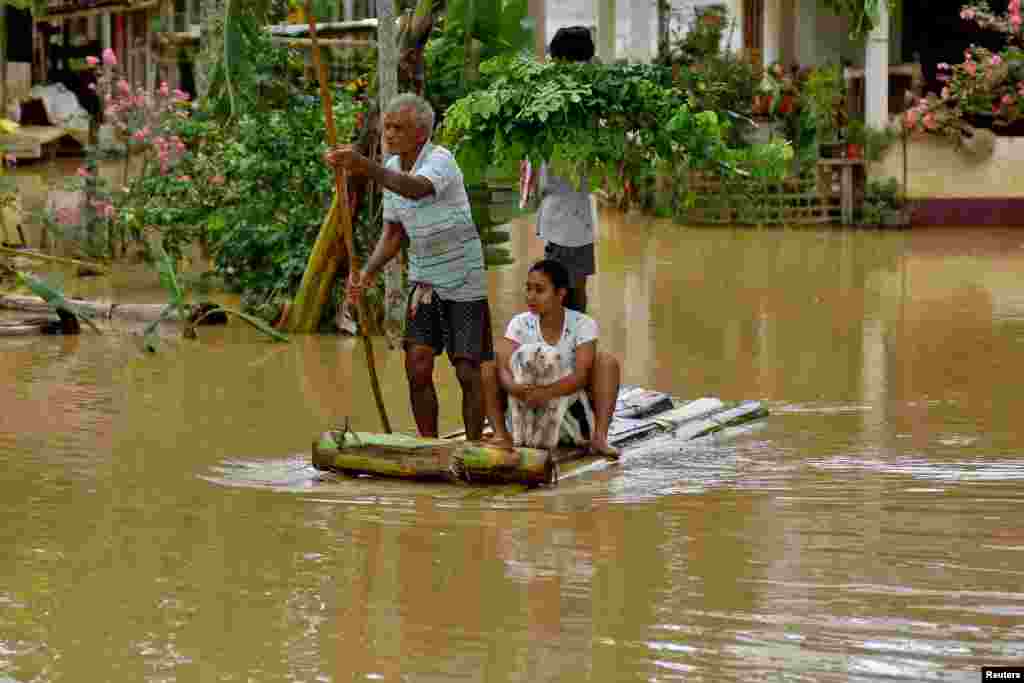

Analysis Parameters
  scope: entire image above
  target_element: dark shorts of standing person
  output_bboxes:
[544,241,595,312]
[403,290,495,363]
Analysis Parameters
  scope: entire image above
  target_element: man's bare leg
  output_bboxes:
[481,361,514,447]
[405,344,439,437]
[587,351,621,457]
[453,358,486,441]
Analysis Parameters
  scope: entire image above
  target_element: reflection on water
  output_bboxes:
[2,204,1024,681]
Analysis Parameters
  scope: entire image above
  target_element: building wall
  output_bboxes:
[872,135,1024,198]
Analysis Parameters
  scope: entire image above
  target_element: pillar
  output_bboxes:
[629,0,651,61]
[597,0,616,63]
[864,0,889,128]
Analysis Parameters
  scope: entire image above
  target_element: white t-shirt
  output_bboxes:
[504,310,598,377]
[536,164,596,248]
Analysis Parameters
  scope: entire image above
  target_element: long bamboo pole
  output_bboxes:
[305,0,391,434]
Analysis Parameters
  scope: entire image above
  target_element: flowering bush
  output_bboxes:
[907,1,1024,139]
[91,48,192,173]
[33,48,196,259]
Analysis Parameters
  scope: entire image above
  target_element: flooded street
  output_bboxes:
[2,200,1024,681]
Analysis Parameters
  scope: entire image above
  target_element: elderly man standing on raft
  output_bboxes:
[325,94,494,440]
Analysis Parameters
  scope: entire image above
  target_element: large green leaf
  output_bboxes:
[495,0,533,53]
[470,0,501,40]
[15,272,103,335]
[153,241,185,310]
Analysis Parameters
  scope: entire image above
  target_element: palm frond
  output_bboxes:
[193,306,289,343]
[153,242,185,310]
[16,271,103,334]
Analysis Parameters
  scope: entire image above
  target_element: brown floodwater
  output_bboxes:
[2,184,1024,681]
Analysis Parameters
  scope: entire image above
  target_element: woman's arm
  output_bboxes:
[495,337,526,398]
[527,339,595,405]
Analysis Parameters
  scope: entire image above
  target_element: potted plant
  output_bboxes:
[846,119,866,159]
[802,64,843,154]
[759,62,800,116]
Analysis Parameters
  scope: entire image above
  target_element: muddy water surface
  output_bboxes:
[2,201,1024,681]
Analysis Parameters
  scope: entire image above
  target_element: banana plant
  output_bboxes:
[144,242,289,352]
[16,271,103,334]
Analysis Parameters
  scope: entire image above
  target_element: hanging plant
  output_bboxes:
[820,0,896,38]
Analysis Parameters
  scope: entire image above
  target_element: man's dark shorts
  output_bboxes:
[544,241,596,281]
[404,291,495,363]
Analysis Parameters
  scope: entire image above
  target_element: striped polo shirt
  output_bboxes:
[382,143,487,302]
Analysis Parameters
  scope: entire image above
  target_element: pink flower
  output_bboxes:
[159,81,170,97]
[56,207,81,226]
[86,56,99,66]
[173,89,190,101]
[177,175,191,182]
[117,79,131,94]
[965,61,978,76]
[961,7,976,19]
[904,109,919,129]
[991,54,1003,66]
[76,167,91,178]
[211,175,226,186]
[938,62,951,70]
[88,83,97,91]
[132,129,146,141]
[924,112,938,130]
[102,48,118,66]
[993,102,1002,113]
[1013,13,1023,27]
[1003,94,1015,105]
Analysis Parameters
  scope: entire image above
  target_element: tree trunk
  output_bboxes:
[375,0,406,345]
[657,0,670,63]
[196,0,225,101]
[285,192,349,333]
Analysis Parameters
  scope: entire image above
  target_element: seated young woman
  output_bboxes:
[482,259,621,457]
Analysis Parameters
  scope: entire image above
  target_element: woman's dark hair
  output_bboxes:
[549,26,595,62]
[529,259,571,293]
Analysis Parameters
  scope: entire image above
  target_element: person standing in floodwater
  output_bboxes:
[325,93,494,441]
[520,26,599,313]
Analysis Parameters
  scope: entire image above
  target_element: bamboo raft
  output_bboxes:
[311,388,769,486]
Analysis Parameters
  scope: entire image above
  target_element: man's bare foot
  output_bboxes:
[588,438,620,459]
